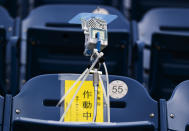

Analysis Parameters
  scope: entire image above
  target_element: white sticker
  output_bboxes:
[109,80,128,99]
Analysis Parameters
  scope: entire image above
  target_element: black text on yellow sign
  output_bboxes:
[64,80,104,122]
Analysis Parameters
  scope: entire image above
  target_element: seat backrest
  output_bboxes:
[164,80,189,131]
[139,8,189,46]
[22,4,129,39]
[138,8,189,100]
[25,28,129,80]
[138,8,189,71]
[22,5,130,80]
[12,74,158,130]
[150,33,189,100]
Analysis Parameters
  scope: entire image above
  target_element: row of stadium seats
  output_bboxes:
[0,4,133,96]
[0,0,124,19]
[0,2,189,100]
[136,8,189,100]
[2,0,189,19]
[1,74,189,131]
[0,1,188,131]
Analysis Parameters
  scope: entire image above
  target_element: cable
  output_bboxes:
[59,51,104,122]
[93,85,98,122]
[92,69,99,122]
[57,51,103,107]
[59,68,90,121]
[56,68,89,106]
[103,62,110,122]
[99,74,108,104]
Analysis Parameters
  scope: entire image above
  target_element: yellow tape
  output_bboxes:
[64,80,104,122]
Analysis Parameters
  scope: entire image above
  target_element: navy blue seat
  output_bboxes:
[160,80,189,131]
[137,8,189,100]
[5,74,158,130]
[130,0,189,21]
[150,33,189,100]
[21,5,130,82]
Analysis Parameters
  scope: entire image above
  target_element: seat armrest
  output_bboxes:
[9,36,20,95]
[159,99,167,131]
[132,40,144,83]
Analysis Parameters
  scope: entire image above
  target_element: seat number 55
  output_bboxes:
[109,80,128,99]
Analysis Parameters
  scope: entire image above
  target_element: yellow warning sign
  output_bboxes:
[64,80,104,122]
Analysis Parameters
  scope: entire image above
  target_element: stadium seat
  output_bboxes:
[129,0,189,21]
[21,5,130,82]
[4,74,158,130]
[137,8,189,100]
[160,80,189,131]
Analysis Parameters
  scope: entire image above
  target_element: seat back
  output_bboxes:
[138,8,189,100]
[139,8,189,46]
[22,5,129,39]
[160,80,189,131]
[150,33,189,100]
[22,5,130,80]
[12,74,158,130]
